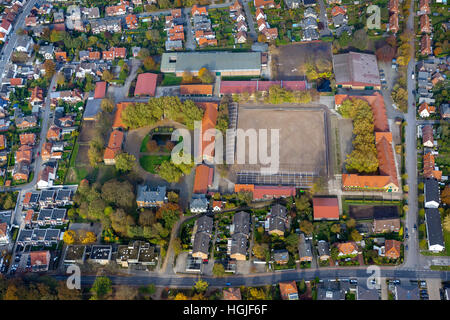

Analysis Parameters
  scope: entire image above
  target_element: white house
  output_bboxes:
[0,20,12,35]
[425,208,445,252]
[190,195,208,213]
[37,165,56,189]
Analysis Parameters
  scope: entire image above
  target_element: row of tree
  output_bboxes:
[339,98,379,174]
[121,96,204,130]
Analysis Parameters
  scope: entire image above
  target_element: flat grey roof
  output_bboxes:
[83,99,101,120]
[161,51,261,73]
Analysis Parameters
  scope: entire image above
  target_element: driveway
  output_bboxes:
[242,0,257,40]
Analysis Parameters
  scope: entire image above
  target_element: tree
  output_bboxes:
[198,67,214,84]
[80,231,97,244]
[443,215,450,232]
[252,243,268,260]
[56,72,65,86]
[212,263,226,277]
[346,218,356,229]
[56,282,82,300]
[376,44,396,62]
[168,191,179,203]
[139,210,156,226]
[114,153,136,172]
[137,48,150,59]
[143,56,156,71]
[441,185,450,206]
[102,70,114,82]
[352,29,368,51]
[113,286,138,300]
[101,98,115,113]
[330,246,339,261]
[173,237,182,256]
[300,220,313,235]
[285,233,300,254]
[248,287,266,300]
[63,230,77,244]
[350,229,362,242]
[295,195,311,212]
[182,70,194,83]
[193,280,209,293]
[174,292,188,300]
[330,223,341,234]
[90,277,112,300]
[101,179,135,209]
[43,60,56,79]
[157,203,182,230]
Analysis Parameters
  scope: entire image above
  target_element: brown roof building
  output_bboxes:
[385,239,401,259]
[421,34,432,56]
[279,281,299,300]
[19,133,36,146]
[420,14,431,33]
[223,287,242,300]
[134,73,158,97]
[337,242,358,256]
[193,164,213,194]
[180,84,213,96]
[313,197,339,220]
[104,130,124,165]
[373,217,400,233]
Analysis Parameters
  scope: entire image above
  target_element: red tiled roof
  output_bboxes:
[30,251,50,267]
[223,287,242,300]
[94,81,107,99]
[337,242,357,255]
[19,133,36,145]
[104,130,124,160]
[193,164,213,194]
[134,73,157,96]
[181,84,213,96]
[385,239,401,259]
[279,281,298,300]
[313,197,339,220]
[376,136,398,186]
[331,6,346,17]
[254,0,275,8]
[253,185,295,200]
[220,80,306,95]
[113,102,132,129]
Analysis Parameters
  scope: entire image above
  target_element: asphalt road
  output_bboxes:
[55,267,450,288]
[403,0,420,270]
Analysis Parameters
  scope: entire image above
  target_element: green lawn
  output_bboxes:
[139,155,170,173]
[140,135,150,152]
[161,74,182,86]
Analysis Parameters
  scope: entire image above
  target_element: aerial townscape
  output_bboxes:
[0,0,448,304]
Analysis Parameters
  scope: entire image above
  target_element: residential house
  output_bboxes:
[424,178,440,209]
[284,0,302,9]
[39,189,56,207]
[46,125,61,141]
[230,211,251,261]
[103,130,124,165]
[279,281,299,300]
[134,73,157,97]
[229,0,243,12]
[440,104,450,119]
[423,152,442,180]
[273,249,289,264]
[223,287,242,300]
[125,14,138,29]
[192,215,213,260]
[136,185,167,208]
[422,125,434,147]
[331,6,348,27]
[19,133,36,146]
[388,13,399,34]
[36,208,67,226]
[15,35,33,54]
[420,14,431,33]
[298,233,313,262]
[384,239,401,259]
[30,86,44,106]
[116,241,158,267]
[418,0,430,14]
[105,4,127,17]
[254,0,276,8]
[37,165,56,189]
[421,34,432,56]
[191,5,208,16]
[357,283,380,300]
[267,204,288,236]
[0,222,9,244]
[337,242,358,256]
[317,240,330,261]
[30,250,51,272]
[16,116,37,129]
[418,102,435,117]
[317,280,345,300]
[89,245,112,264]
[190,194,209,213]
[395,284,420,300]
[39,45,54,60]
[425,208,445,252]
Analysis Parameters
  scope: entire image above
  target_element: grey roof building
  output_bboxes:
[298,233,312,261]
[190,195,209,213]
[231,211,250,237]
[268,204,288,235]
[317,240,330,260]
[230,233,248,259]
[192,231,211,259]
[284,0,301,8]
[425,208,445,252]
[136,184,167,208]
[333,52,381,89]
[317,281,345,300]
[196,215,214,234]
[424,178,440,208]
[161,52,261,76]
[83,99,102,120]
[357,284,380,300]
[273,249,289,263]
[89,245,112,264]
[394,284,419,300]
[165,40,183,51]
